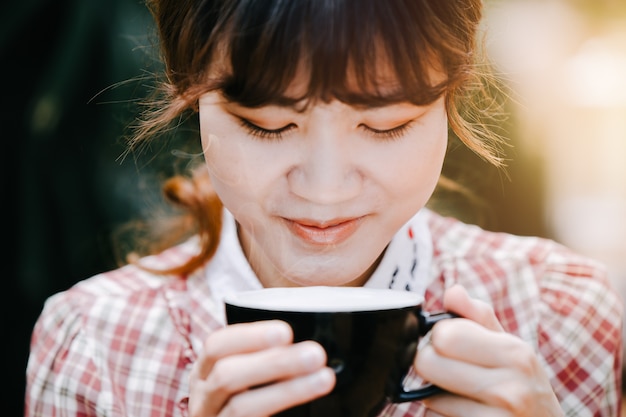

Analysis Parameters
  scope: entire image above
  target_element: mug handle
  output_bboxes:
[393,311,457,402]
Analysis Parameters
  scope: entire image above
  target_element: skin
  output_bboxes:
[188,74,564,416]
[198,92,448,288]
[418,285,564,417]
[188,285,564,417]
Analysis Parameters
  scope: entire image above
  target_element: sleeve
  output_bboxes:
[25,290,112,417]
[538,253,623,417]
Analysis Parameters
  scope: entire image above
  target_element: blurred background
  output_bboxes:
[4,0,626,415]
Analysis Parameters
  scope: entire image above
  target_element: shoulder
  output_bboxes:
[425,209,609,281]
[424,210,623,414]
[57,237,201,299]
[31,238,203,351]
[424,209,622,333]
[26,240,203,414]
[427,208,555,257]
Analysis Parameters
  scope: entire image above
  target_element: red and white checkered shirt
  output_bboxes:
[26,209,623,416]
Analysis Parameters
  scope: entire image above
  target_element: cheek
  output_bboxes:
[198,104,266,211]
[200,122,252,205]
[386,123,448,194]
[414,114,448,177]
[200,111,252,182]
[199,123,282,216]
[415,130,447,196]
[201,132,238,184]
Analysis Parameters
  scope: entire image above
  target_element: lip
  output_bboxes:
[284,216,364,245]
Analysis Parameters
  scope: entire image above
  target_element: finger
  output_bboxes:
[221,367,336,417]
[415,342,551,411]
[423,389,558,417]
[423,393,511,417]
[416,343,493,397]
[209,341,328,393]
[198,341,328,416]
[194,320,293,379]
[427,318,525,367]
[423,410,447,417]
[443,284,503,332]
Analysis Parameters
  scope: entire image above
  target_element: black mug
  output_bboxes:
[224,286,455,417]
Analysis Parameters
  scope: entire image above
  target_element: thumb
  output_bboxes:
[442,284,503,332]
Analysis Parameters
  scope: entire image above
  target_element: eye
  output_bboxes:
[238,118,296,140]
[360,120,415,141]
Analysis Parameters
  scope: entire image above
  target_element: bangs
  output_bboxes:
[211,0,452,108]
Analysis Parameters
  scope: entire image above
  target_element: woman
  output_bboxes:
[26,0,622,416]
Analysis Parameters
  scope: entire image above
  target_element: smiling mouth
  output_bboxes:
[285,217,364,245]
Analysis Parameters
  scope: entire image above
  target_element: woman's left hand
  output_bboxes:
[415,284,564,417]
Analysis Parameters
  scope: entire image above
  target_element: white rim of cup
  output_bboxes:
[223,286,423,312]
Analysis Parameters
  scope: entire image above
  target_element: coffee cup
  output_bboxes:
[224,286,455,417]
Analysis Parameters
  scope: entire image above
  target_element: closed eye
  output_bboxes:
[360,120,415,141]
[238,118,296,140]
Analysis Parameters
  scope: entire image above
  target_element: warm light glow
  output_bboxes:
[485,0,626,294]
[562,38,626,108]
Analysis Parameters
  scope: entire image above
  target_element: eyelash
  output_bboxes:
[237,117,415,141]
[362,121,414,141]
[238,118,295,140]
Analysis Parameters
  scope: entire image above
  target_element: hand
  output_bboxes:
[415,285,564,417]
[188,320,336,417]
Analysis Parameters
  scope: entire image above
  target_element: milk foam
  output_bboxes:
[224,286,422,312]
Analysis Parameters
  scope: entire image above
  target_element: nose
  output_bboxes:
[287,133,362,204]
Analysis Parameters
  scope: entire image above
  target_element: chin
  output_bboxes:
[276,252,375,287]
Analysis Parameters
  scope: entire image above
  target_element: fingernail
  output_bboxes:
[306,368,335,392]
[299,345,325,370]
[264,322,291,345]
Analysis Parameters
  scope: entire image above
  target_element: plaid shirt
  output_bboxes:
[26,209,623,416]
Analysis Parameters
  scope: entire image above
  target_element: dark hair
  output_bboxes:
[124,0,506,274]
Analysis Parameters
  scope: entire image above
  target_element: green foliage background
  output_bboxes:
[4,1,163,413]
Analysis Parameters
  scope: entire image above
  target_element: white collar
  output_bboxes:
[363,208,434,296]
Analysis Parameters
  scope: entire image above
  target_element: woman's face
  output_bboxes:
[198,78,448,288]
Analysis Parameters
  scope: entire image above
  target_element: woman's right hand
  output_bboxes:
[188,320,336,417]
